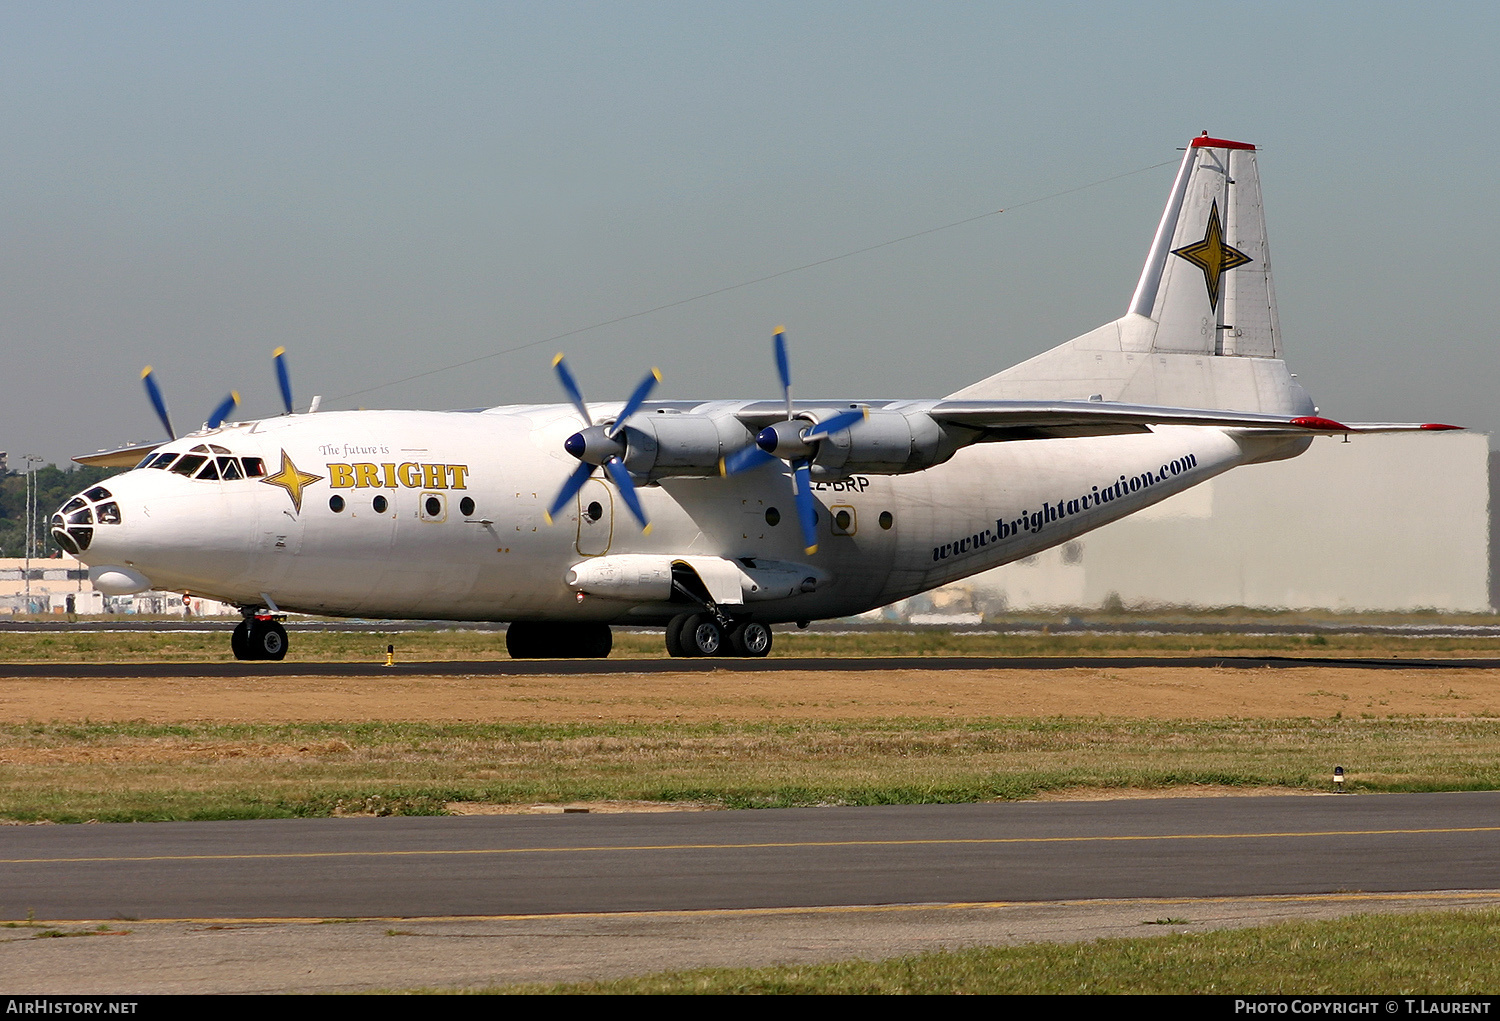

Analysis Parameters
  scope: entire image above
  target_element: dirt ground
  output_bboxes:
[2,665,1497,723]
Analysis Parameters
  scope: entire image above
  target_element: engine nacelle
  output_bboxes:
[809,409,961,477]
[618,412,753,481]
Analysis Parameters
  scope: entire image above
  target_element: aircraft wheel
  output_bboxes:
[251,619,288,661]
[665,614,693,657]
[507,622,613,659]
[578,623,613,658]
[681,614,725,657]
[728,621,773,658]
[230,619,254,661]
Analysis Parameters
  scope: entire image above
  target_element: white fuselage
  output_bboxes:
[69,403,1303,624]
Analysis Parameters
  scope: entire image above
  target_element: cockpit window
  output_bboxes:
[195,459,220,480]
[96,502,121,524]
[218,456,243,480]
[84,487,112,501]
[242,456,266,477]
[62,497,88,515]
[209,443,230,454]
[146,452,177,470]
[190,443,210,452]
[171,455,207,476]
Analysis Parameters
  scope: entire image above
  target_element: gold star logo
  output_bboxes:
[261,450,322,514]
[1171,199,1252,311]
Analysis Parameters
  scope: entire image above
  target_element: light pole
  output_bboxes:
[22,455,42,614]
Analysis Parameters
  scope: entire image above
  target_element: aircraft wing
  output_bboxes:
[922,401,1461,441]
[73,442,163,468]
[732,399,1458,443]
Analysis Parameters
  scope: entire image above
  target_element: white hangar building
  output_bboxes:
[964,431,1493,614]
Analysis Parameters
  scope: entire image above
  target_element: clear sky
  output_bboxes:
[3,1,1497,467]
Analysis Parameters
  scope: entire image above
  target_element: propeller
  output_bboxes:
[720,327,867,555]
[544,354,661,533]
[141,366,176,441]
[273,347,294,415]
[140,366,240,438]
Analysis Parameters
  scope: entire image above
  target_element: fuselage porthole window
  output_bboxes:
[425,495,442,517]
[460,496,476,517]
[241,457,266,478]
[329,495,346,513]
[373,495,388,514]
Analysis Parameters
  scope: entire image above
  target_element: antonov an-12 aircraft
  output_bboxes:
[56,133,1455,661]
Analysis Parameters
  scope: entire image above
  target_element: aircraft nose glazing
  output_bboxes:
[50,485,124,556]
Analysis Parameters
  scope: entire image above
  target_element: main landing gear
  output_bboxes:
[506,621,613,659]
[665,613,773,658]
[231,613,288,661]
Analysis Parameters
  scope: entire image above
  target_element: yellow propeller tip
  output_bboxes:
[774,325,786,334]
[543,511,553,525]
[642,523,653,535]
[231,391,241,404]
[141,366,153,378]
[717,457,727,477]
[805,544,818,555]
[552,352,565,367]
[651,367,662,382]
[272,346,285,357]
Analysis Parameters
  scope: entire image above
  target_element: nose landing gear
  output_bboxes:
[231,613,288,661]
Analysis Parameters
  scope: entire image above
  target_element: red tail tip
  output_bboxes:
[1419,423,1462,430]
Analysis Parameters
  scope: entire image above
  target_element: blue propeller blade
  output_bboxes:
[140,366,175,440]
[791,459,818,554]
[803,406,868,442]
[605,367,662,440]
[720,444,779,476]
[273,347,294,415]
[206,392,241,430]
[773,327,792,419]
[603,457,651,533]
[545,461,597,523]
[552,353,593,426]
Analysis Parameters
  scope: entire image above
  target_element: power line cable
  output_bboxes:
[330,158,1176,405]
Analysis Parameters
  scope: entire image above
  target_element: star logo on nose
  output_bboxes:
[261,450,322,514]
[1171,199,1252,311]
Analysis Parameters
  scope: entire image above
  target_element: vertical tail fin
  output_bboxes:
[951,132,1309,416]
[1129,134,1280,358]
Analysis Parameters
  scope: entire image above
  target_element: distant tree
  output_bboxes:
[0,464,129,558]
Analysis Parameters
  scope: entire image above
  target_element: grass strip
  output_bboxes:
[475,907,1500,994]
[4,717,1498,822]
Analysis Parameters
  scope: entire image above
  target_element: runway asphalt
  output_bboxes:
[6,792,1499,922]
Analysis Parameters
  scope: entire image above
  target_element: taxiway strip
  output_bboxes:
[5,793,1499,922]
[4,654,1500,678]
